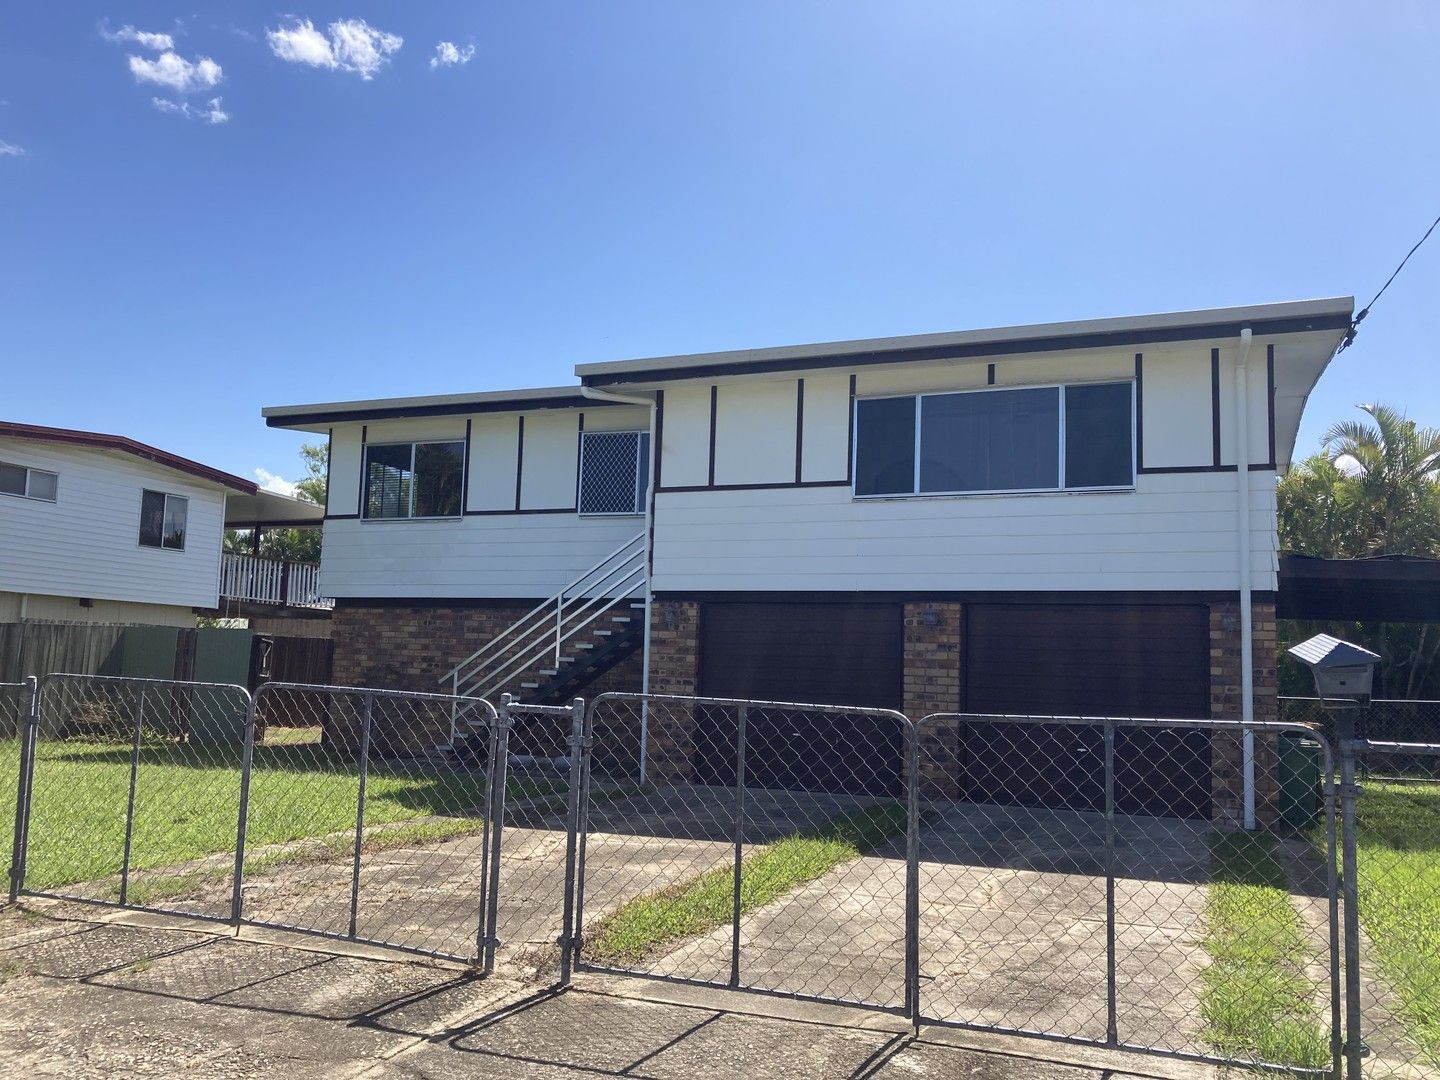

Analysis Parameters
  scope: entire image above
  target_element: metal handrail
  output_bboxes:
[439,532,645,684]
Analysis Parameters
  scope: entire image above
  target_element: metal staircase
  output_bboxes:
[439,533,647,744]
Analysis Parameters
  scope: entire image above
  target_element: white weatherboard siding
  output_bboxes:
[0,439,227,610]
[318,515,643,599]
[651,473,1279,593]
[0,592,195,625]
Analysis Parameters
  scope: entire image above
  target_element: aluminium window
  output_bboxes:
[854,381,1134,497]
[0,461,58,502]
[578,431,650,515]
[139,490,188,550]
[363,440,465,519]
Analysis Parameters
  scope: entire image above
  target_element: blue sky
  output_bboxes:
[2,3,1437,492]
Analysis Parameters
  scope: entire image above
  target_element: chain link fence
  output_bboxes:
[574,693,914,1013]
[913,713,1339,1076]
[18,673,253,922]
[238,682,499,964]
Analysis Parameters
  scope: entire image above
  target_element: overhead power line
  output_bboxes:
[1339,209,1440,353]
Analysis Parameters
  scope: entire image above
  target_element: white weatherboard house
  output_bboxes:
[0,422,324,626]
[263,297,1354,824]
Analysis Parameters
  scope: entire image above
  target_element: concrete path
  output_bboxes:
[0,905,1217,1079]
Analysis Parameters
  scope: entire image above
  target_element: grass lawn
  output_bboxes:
[1349,780,1440,1067]
[585,802,907,965]
[1200,831,1329,1070]
[0,735,531,894]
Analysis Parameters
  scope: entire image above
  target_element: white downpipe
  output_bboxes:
[581,385,657,785]
[1233,328,1256,830]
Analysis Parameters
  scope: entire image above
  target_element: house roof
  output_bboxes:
[262,385,618,430]
[575,297,1356,386]
[0,421,256,494]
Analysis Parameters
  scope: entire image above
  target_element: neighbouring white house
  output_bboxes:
[0,421,327,626]
[262,297,1355,824]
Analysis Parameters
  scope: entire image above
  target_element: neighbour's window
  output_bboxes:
[0,461,58,502]
[578,431,650,515]
[139,490,188,550]
[854,382,1133,497]
[363,440,465,519]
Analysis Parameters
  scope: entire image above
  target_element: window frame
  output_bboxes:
[0,461,59,503]
[576,430,650,517]
[851,378,1137,499]
[361,439,467,521]
[137,489,189,551]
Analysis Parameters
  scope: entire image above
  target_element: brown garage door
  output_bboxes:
[963,603,1211,818]
[697,602,903,796]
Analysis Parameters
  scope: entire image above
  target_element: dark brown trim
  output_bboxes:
[1133,354,1143,471]
[794,379,805,485]
[659,589,1278,606]
[654,389,665,490]
[357,425,368,518]
[460,418,472,514]
[333,596,551,610]
[324,512,361,521]
[323,427,333,511]
[513,416,524,511]
[1266,343,1277,468]
[574,412,585,510]
[845,374,857,485]
[707,384,718,487]
[464,506,577,517]
[1210,348,1222,468]
[1137,463,1281,475]
[580,311,1352,387]
[986,363,996,386]
[0,420,256,493]
[657,480,851,494]
[265,393,609,428]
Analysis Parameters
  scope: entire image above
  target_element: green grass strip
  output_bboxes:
[1201,831,1329,1070]
[1349,781,1440,1067]
[586,802,907,965]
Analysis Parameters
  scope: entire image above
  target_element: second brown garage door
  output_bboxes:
[696,601,904,796]
[963,603,1212,818]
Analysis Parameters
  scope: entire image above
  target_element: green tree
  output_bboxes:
[226,442,326,564]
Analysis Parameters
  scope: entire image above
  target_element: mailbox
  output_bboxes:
[1286,634,1382,708]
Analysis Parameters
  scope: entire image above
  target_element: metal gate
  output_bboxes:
[237,682,500,964]
[914,713,1339,1077]
[572,692,914,1013]
[13,673,253,922]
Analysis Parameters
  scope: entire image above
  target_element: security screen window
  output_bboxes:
[364,440,465,519]
[139,490,188,549]
[854,381,1133,497]
[854,397,917,496]
[579,431,650,515]
[1064,382,1134,488]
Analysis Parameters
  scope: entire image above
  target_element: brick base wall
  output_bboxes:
[1209,598,1280,828]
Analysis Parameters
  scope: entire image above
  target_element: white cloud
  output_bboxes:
[0,139,24,157]
[254,468,298,496]
[151,96,229,124]
[128,51,223,94]
[101,24,174,51]
[267,18,402,79]
[429,41,474,69]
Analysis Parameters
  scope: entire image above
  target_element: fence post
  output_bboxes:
[571,698,597,974]
[483,694,512,975]
[348,692,374,941]
[1103,719,1118,1047]
[905,718,920,1028]
[1321,736,1343,1080]
[119,686,146,907]
[730,703,747,989]
[1337,718,1367,1080]
[230,691,259,927]
[559,697,586,986]
[7,676,39,904]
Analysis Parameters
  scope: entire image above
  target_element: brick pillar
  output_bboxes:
[1210,598,1280,828]
[644,600,701,785]
[904,601,963,799]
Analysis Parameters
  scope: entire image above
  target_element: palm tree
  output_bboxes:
[1320,403,1440,557]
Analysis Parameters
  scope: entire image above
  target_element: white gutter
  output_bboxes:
[1233,328,1256,830]
[581,385,657,785]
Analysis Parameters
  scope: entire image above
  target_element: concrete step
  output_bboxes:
[539,668,558,676]
[609,615,631,623]
[574,642,595,651]
[520,681,539,689]
[592,629,613,637]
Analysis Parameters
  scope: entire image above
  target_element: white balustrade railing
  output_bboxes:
[219,553,333,609]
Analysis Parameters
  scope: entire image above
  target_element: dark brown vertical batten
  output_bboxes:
[1133,354,1143,471]
[707,385,718,488]
[1210,348,1222,468]
[514,416,525,511]
[846,374,857,485]
[357,424,368,518]
[460,418,472,514]
[794,379,805,484]
[654,389,665,489]
[1266,343,1276,467]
